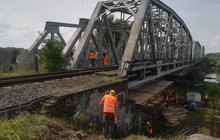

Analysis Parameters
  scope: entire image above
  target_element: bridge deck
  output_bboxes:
[128,80,173,106]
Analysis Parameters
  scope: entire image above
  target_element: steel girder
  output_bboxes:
[110,0,200,87]
[193,41,204,60]
[70,1,142,68]
[29,21,78,55]
[62,0,204,86]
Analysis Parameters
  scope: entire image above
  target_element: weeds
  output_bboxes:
[0,70,36,77]
[0,112,51,140]
[98,76,120,84]
[71,112,85,129]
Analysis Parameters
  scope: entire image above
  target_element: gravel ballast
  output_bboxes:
[0,74,117,110]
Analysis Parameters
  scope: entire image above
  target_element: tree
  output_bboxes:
[40,39,66,72]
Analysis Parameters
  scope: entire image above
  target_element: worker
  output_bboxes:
[175,92,179,104]
[146,121,153,137]
[100,90,117,138]
[165,93,169,107]
[204,92,209,105]
[89,50,95,67]
[102,52,108,66]
[169,91,173,101]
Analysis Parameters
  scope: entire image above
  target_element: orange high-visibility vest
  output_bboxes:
[103,54,108,65]
[89,51,95,59]
[101,95,117,113]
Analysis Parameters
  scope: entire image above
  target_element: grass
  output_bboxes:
[97,76,121,84]
[0,112,51,140]
[0,70,36,77]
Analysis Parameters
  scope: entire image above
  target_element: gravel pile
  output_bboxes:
[0,74,104,110]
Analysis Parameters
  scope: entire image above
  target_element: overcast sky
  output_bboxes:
[0,0,219,53]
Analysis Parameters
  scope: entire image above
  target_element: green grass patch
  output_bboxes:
[0,112,51,140]
[0,70,36,77]
[186,109,204,123]
[98,76,120,84]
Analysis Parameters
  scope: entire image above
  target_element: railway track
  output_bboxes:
[0,66,118,87]
[0,66,118,119]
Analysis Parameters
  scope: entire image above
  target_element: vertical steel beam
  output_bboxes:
[103,15,119,64]
[72,2,103,67]
[119,0,150,77]
[148,6,157,60]
[97,27,103,66]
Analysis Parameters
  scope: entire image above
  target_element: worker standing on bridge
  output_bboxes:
[100,90,117,138]
[89,50,95,67]
[102,52,108,66]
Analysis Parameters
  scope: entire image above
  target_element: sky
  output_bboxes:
[0,0,219,53]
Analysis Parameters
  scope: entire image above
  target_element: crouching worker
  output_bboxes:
[100,90,117,138]
[146,121,153,137]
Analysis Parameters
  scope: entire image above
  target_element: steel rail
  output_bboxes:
[0,66,118,87]
[0,66,119,119]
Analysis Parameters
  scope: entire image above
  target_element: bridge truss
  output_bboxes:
[68,0,204,87]
[29,0,205,87]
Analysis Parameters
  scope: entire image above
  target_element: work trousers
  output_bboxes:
[90,59,95,67]
[103,113,115,138]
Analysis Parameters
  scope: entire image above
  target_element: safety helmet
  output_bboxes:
[110,90,116,95]
[147,121,150,125]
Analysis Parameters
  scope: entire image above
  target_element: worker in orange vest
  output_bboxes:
[100,90,117,138]
[146,121,153,137]
[89,50,95,67]
[102,52,108,66]
[204,92,209,105]
[176,92,179,105]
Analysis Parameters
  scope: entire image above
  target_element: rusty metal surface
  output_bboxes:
[128,80,173,105]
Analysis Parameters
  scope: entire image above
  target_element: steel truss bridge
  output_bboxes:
[28,0,205,88]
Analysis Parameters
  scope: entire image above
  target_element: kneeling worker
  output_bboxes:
[100,90,117,138]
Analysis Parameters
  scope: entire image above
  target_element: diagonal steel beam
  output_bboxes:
[62,28,83,56]
[119,0,150,77]
[29,30,49,54]
[72,2,103,67]
[103,15,119,64]
[57,32,66,46]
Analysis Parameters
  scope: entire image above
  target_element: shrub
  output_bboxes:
[72,112,85,129]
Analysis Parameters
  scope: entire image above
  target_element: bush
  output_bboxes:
[39,39,66,72]
[72,112,85,129]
